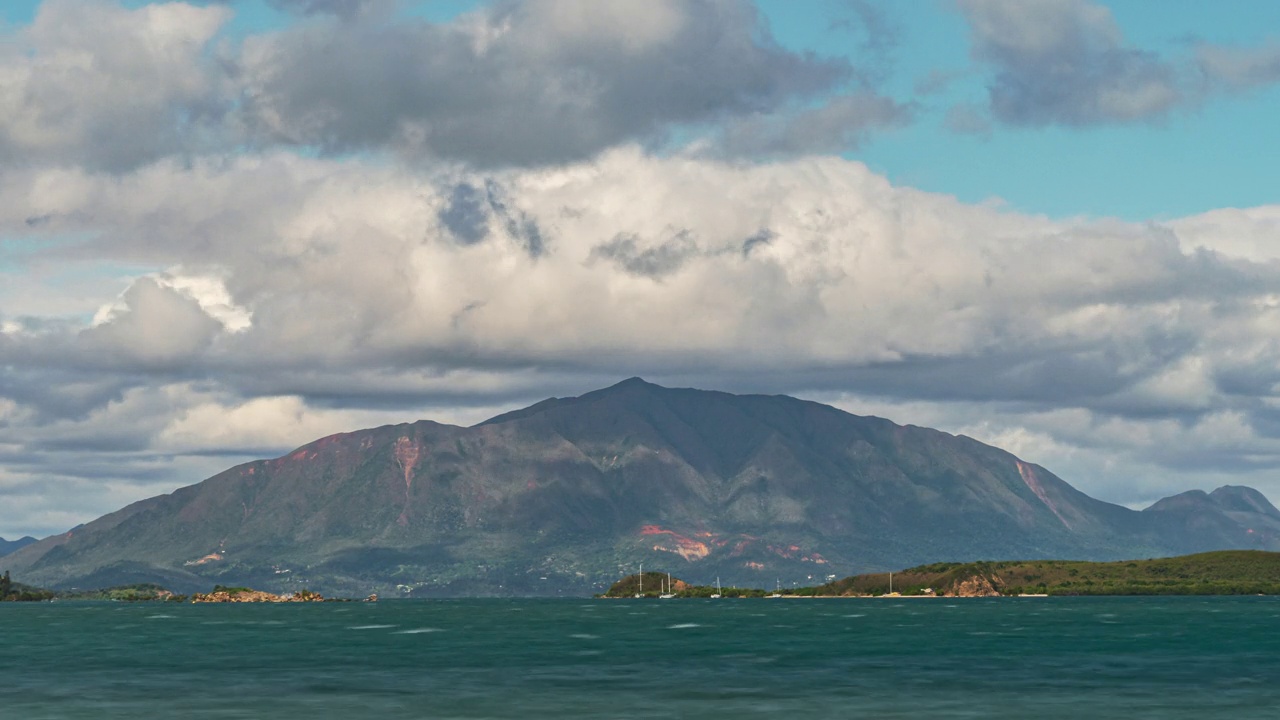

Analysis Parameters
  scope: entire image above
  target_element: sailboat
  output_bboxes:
[635,563,643,598]
[767,578,782,598]
[710,577,721,599]
[660,572,675,599]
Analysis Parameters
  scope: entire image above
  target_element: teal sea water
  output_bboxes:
[4,596,1280,718]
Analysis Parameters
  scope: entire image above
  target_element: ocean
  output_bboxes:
[4,596,1279,718]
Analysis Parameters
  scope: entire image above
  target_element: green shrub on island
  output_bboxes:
[600,551,1280,599]
[1,571,57,602]
[815,550,1280,597]
[600,572,767,598]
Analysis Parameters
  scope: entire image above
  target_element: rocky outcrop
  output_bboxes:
[945,574,1002,597]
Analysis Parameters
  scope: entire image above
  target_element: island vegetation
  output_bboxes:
[602,551,1280,598]
[191,586,331,602]
[0,572,372,603]
[602,571,771,598]
[1,570,56,601]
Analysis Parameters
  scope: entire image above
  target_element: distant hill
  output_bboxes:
[0,536,37,557]
[5,379,1280,596]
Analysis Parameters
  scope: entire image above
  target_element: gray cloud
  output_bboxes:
[483,180,547,258]
[957,0,1182,125]
[944,103,992,136]
[741,228,775,256]
[589,231,699,279]
[439,183,491,245]
[0,0,908,173]
[265,0,396,20]
[239,0,850,167]
[1197,42,1280,90]
[718,92,912,156]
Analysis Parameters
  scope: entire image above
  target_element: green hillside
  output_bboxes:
[816,550,1280,596]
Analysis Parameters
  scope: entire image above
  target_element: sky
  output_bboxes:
[2,0,1280,539]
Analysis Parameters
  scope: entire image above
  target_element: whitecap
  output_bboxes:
[570,633,599,639]
[393,628,443,634]
[843,614,866,618]
[347,624,396,630]
[667,623,701,629]
[146,614,176,619]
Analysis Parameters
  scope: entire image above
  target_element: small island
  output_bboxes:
[191,586,328,603]
[601,550,1280,598]
[0,572,375,603]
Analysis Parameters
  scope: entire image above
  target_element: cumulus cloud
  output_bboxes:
[5,149,1278,382]
[0,0,904,172]
[1169,206,1280,263]
[957,0,1183,125]
[6,150,1280,430]
[80,277,226,369]
[238,0,850,166]
[0,0,231,170]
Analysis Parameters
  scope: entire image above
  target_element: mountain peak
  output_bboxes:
[478,377,667,427]
[590,376,665,397]
[9,380,1280,596]
[1210,485,1280,518]
[1144,490,1214,513]
[0,535,38,557]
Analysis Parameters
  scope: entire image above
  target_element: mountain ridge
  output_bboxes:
[5,379,1278,596]
[0,536,37,557]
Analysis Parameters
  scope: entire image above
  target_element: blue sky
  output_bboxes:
[764,0,1280,219]
[2,0,1280,538]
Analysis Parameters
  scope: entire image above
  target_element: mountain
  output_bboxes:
[0,536,37,557]
[5,378,1279,596]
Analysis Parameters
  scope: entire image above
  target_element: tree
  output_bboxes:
[1,570,11,599]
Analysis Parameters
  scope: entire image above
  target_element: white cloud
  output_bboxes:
[0,0,231,170]
[1168,206,1280,263]
[91,271,252,333]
